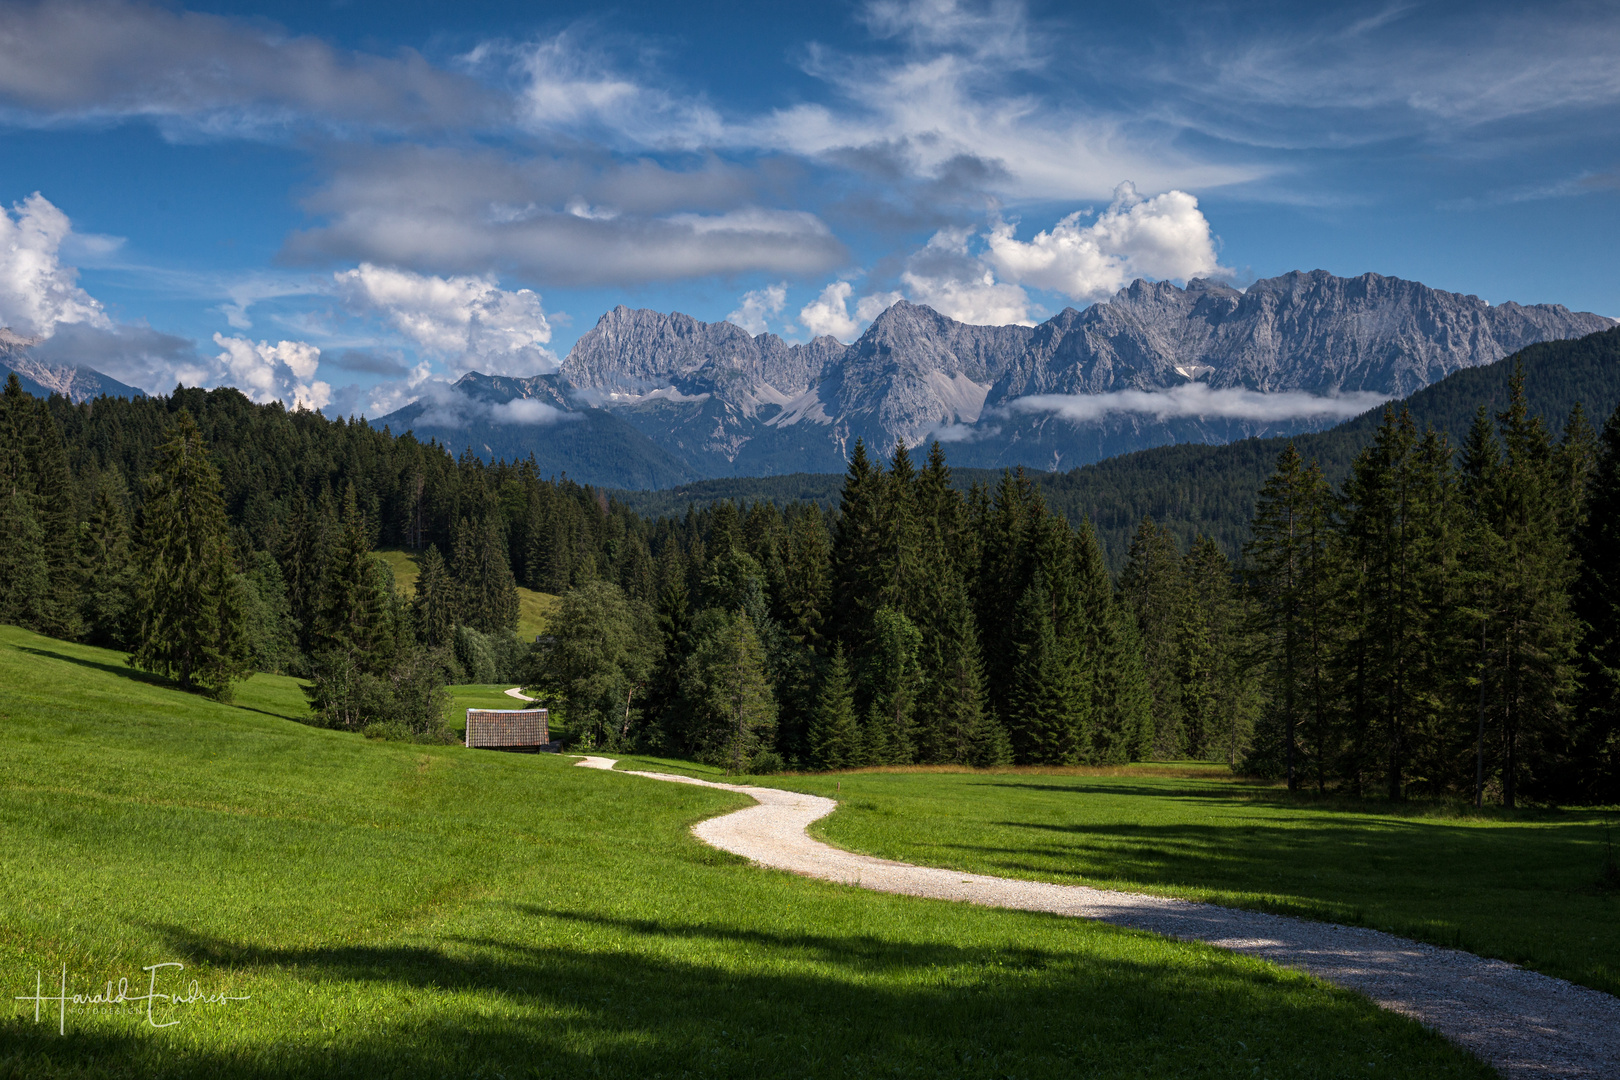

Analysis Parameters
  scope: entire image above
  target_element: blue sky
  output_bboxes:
[0,0,1616,415]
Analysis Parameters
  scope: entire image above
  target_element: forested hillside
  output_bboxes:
[4,331,1618,804]
[613,327,1620,568]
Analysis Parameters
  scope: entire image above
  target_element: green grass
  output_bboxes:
[378,547,559,641]
[610,757,1620,1000]
[0,627,1491,1079]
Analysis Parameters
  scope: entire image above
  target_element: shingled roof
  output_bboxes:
[465,708,552,751]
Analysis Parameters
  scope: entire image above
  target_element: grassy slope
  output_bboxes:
[0,628,1488,1079]
[377,548,559,640]
[614,758,1620,999]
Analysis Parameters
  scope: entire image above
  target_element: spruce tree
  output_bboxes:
[0,482,50,630]
[26,398,82,637]
[776,503,831,652]
[829,440,886,656]
[1244,445,1337,789]
[79,473,136,648]
[1005,575,1081,765]
[863,606,923,765]
[312,483,393,670]
[411,543,457,648]
[1489,368,1579,805]
[809,644,860,770]
[129,411,250,695]
[1574,401,1620,802]
[710,609,776,773]
[1120,515,1184,758]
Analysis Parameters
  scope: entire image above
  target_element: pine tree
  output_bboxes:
[0,483,50,630]
[1120,515,1184,758]
[129,411,250,695]
[0,379,64,634]
[412,543,457,648]
[79,473,136,648]
[776,503,831,652]
[863,606,923,765]
[829,440,886,656]
[1574,401,1620,802]
[1178,536,1250,763]
[711,609,776,773]
[1488,368,1579,805]
[1005,575,1081,765]
[312,483,393,671]
[1244,445,1337,789]
[26,398,82,638]
[809,644,860,770]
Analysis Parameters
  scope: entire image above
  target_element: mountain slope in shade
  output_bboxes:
[1,331,147,402]
[375,372,697,489]
[376,271,1613,485]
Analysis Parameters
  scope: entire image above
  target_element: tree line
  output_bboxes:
[2,367,1616,803]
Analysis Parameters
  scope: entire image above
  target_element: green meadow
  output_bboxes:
[0,626,1492,1079]
[376,548,560,640]
[615,757,1620,999]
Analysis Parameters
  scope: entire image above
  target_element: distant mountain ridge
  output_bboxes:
[377,270,1614,487]
[1,329,146,402]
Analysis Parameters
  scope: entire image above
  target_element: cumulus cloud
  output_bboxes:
[798,282,859,341]
[333,263,556,377]
[727,283,787,335]
[900,226,1032,325]
[984,182,1227,302]
[798,281,904,342]
[1007,384,1392,424]
[0,193,111,339]
[211,333,331,410]
[0,0,493,136]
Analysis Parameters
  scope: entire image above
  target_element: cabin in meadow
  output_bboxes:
[465,708,553,752]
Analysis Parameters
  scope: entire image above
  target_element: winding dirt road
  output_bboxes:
[572,755,1620,1080]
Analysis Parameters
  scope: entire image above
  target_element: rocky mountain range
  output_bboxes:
[0,330,146,403]
[380,270,1613,485]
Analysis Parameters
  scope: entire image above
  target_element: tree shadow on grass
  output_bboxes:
[15,644,311,724]
[17,644,175,691]
[0,911,1491,1080]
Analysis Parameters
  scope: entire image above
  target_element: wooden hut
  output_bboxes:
[464,708,553,752]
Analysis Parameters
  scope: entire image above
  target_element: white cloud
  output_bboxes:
[899,226,1032,325]
[798,282,905,342]
[289,147,846,287]
[727,283,787,335]
[212,332,331,410]
[732,0,1259,201]
[409,383,578,428]
[0,0,492,136]
[0,193,111,338]
[856,292,905,322]
[333,263,556,376]
[494,32,723,148]
[799,282,859,341]
[984,182,1227,302]
[1007,384,1392,424]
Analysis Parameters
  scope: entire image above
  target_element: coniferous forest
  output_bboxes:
[2,359,1617,804]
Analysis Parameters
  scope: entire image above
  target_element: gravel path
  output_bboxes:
[572,756,1620,1079]
[504,687,535,702]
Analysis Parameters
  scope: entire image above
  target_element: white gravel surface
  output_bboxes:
[572,756,1620,1079]
[504,687,535,702]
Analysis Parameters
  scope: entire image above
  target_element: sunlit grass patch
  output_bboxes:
[0,626,1495,1078]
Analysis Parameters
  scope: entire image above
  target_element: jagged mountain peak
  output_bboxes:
[381,270,1613,485]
